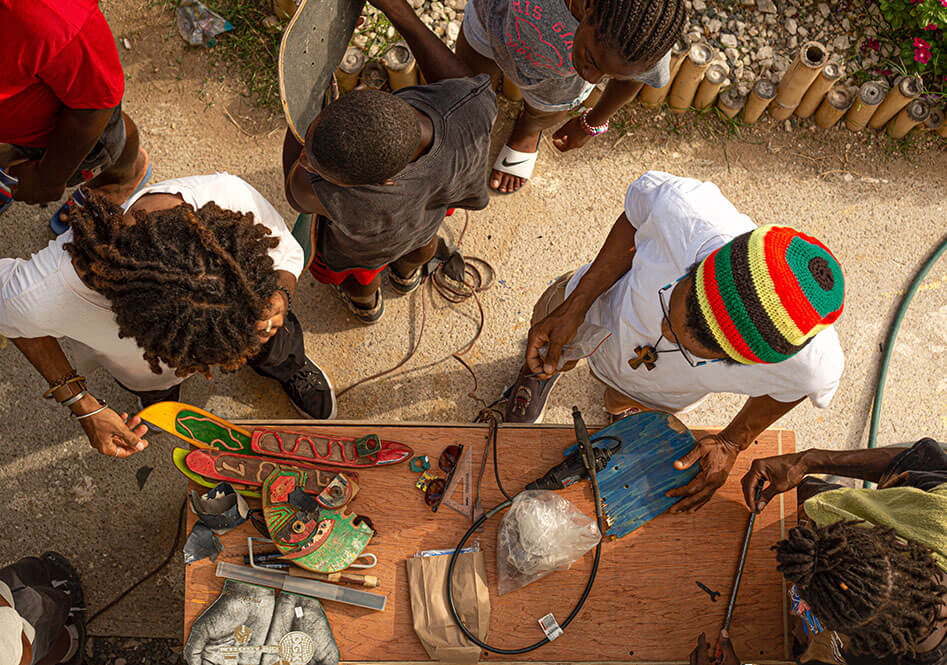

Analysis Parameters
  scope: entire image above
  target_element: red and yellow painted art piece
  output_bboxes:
[262,468,373,573]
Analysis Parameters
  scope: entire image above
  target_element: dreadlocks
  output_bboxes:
[65,192,279,377]
[589,0,687,66]
[775,522,946,659]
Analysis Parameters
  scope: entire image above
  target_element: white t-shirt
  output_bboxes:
[566,171,844,411]
[0,581,32,665]
[0,173,305,392]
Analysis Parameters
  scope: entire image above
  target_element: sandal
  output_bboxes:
[330,283,384,325]
[490,132,541,193]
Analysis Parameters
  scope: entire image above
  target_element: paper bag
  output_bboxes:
[406,551,490,664]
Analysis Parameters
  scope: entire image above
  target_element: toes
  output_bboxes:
[490,170,502,190]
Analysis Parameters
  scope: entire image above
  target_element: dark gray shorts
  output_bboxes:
[11,105,126,187]
[0,557,71,664]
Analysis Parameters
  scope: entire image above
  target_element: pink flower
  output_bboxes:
[915,47,932,63]
[882,68,893,76]
[942,0,947,7]
[864,37,881,50]
[923,22,938,29]
[914,37,931,49]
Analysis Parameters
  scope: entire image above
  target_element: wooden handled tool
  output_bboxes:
[289,565,380,588]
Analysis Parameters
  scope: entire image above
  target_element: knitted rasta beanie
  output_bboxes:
[694,225,844,364]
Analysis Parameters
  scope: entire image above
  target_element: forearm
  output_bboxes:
[586,80,644,126]
[276,270,298,298]
[798,447,904,483]
[372,0,471,81]
[11,336,101,415]
[721,395,805,450]
[38,107,116,185]
[562,213,637,314]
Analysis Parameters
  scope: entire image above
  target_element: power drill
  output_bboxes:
[526,442,619,491]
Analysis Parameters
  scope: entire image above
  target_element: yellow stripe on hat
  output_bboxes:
[747,226,807,344]
[696,256,755,364]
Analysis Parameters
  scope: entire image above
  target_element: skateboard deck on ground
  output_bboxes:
[564,411,701,539]
[278,0,365,142]
[141,401,413,468]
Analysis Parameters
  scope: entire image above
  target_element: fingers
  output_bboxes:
[543,340,563,375]
[117,419,147,452]
[741,466,765,511]
[671,485,716,513]
[525,326,551,375]
[674,445,702,471]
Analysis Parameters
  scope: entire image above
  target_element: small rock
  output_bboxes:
[720,33,738,48]
[707,18,722,33]
[784,120,792,131]
[841,17,851,30]
[787,36,798,49]
[115,659,127,665]
[798,26,808,37]
[758,0,777,13]
[785,18,797,35]
[448,0,466,9]
[832,35,850,51]
[386,25,396,38]
[122,37,131,50]
[734,20,746,35]
[741,0,754,5]
[817,3,829,17]
[724,47,739,62]
[756,45,773,60]
[447,20,460,41]
[692,0,706,10]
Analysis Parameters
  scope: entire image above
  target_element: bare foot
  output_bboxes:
[85,149,149,206]
[490,129,541,193]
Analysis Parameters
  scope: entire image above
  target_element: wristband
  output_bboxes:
[579,108,609,137]
[60,389,89,408]
[44,373,86,399]
[73,400,108,420]
[276,285,293,310]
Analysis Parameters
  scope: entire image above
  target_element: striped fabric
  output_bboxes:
[695,225,844,364]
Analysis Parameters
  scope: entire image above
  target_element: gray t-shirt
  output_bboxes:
[310,74,497,270]
[471,0,671,108]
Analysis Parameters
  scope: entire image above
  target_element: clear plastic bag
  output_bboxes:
[496,490,601,595]
[176,0,233,47]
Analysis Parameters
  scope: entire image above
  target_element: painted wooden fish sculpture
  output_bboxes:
[140,401,413,468]
[263,468,373,573]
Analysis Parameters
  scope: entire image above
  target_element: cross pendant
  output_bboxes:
[628,345,658,371]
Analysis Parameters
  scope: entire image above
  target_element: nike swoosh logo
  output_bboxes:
[502,158,529,167]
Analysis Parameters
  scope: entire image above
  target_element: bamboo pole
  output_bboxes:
[795,62,844,119]
[273,0,298,19]
[383,43,418,91]
[888,99,929,138]
[716,86,745,118]
[770,42,828,121]
[845,80,886,131]
[924,106,945,133]
[638,38,689,109]
[359,61,389,90]
[336,47,366,93]
[868,75,922,129]
[938,117,947,139]
[814,87,854,129]
[668,42,715,114]
[743,79,776,124]
[502,75,522,101]
[694,63,728,111]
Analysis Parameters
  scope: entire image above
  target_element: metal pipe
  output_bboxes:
[694,63,728,111]
[383,43,418,91]
[716,86,746,119]
[359,61,389,90]
[795,61,843,119]
[336,46,366,94]
[502,75,522,101]
[888,99,930,139]
[743,79,776,124]
[638,38,689,109]
[723,485,764,633]
[845,80,887,131]
[868,75,923,129]
[814,87,854,129]
[770,42,828,121]
[668,42,715,114]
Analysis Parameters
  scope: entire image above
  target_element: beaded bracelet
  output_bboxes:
[579,108,609,137]
[276,285,293,310]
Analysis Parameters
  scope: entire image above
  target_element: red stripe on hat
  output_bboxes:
[763,227,822,334]
[791,229,845,325]
[702,249,763,363]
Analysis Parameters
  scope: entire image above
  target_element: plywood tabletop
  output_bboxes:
[183,423,796,663]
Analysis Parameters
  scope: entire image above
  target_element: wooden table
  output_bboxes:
[184,422,797,663]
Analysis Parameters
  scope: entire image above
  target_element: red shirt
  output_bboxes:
[0,0,125,147]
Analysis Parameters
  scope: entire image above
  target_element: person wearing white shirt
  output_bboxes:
[505,171,846,512]
[0,173,336,458]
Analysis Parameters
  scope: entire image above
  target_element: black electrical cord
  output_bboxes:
[446,416,603,654]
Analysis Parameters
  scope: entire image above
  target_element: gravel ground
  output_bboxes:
[86,637,182,665]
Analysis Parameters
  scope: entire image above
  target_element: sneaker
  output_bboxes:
[504,370,561,424]
[280,354,338,420]
[330,283,384,324]
[388,266,424,295]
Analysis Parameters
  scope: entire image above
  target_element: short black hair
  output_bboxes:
[681,262,735,364]
[590,0,687,67]
[776,522,946,659]
[306,89,421,185]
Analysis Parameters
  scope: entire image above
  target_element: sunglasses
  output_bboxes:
[424,444,463,511]
[657,277,723,369]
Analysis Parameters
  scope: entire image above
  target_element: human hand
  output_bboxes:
[78,405,149,458]
[525,302,586,378]
[741,452,808,512]
[10,160,67,204]
[185,579,276,665]
[667,434,740,512]
[256,290,289,344]
[552,117,592,152]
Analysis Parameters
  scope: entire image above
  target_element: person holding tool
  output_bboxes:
[0,0,151,232]
[690,437,947,664]
[283,0,496,324]
[504,171,846,513]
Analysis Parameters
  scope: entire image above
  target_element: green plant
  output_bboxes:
[877,0,947,96]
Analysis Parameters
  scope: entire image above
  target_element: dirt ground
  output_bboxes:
[1,0,945,642]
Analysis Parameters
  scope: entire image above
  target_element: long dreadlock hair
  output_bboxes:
[589,0,687,67]
[775,522,946,658]
[65,192,279,377]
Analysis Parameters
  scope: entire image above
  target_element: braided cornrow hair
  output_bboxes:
[775,522,946,658]
[65,192,280,377]
[589,0,687,66]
